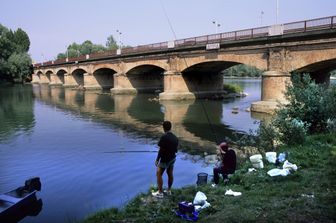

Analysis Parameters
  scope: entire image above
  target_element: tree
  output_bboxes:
[13,28,30,52]
[106,35,118,50]
[0,24,32,83]
[7,52,32,82]
[0,24,15,60]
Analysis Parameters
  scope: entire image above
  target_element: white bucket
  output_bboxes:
[249,154,262,163]
[251,160,264,168]
[249,154,263,169]
[265,152,277,164]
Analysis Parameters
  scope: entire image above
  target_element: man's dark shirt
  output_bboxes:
[220,149,236,174]
[157,131,178,163]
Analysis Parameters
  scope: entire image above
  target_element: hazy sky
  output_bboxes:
[1,0,335,62]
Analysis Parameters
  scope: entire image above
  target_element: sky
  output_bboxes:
[1,0,335,63]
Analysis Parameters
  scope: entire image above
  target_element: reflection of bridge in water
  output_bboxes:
[32,85,256,154]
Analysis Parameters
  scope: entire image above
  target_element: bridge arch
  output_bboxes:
[181,55,267,72]
[56,69,67,85]
[72,68,86,87]
[92,64,120,74]
[125,64,165,93]
[92,68,116,89]
[180,61,239,93]
[292,58,336,85]
[35,70,43,82]
[69,66,88,75]
[125,61,168,73]
[45,70,53,83]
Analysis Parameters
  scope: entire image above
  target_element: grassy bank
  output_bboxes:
[84,133,336,223]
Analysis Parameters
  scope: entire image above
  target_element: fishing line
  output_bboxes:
[104,150,158,154]
[159,0,177,40]
[159,0,219,144]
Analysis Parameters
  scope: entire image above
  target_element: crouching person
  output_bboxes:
[212,142,236,186]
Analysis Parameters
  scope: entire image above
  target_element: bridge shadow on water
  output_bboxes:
[31,84,264,156]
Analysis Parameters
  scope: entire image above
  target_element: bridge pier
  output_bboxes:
[159,71,195,100]
[110,73,137,95]
[49,74,63,86]
[63,73,78,88]
[39,74,50,84]
[32,73,40,84]
[251,71,291,114]
[83,73,102,90]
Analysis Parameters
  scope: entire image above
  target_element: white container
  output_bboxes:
[249,154,262,163]
[249,154,264,169]
[265,152,277,164]
[252,160,264,169]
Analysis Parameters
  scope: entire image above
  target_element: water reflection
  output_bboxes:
[0,82,267,223]
[0,85,35,143]
[32,85,265,155]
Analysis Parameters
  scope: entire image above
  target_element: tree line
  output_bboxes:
[56,35,124,59]
[0,24,32,83]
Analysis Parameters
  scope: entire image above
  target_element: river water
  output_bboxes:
[0,79,264,223]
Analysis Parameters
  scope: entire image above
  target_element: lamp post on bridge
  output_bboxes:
[212,20,221,34]
[116,29,122,50]
[116,30,122,55]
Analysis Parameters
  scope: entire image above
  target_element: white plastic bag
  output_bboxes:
[193,191,207,205]
[265,152,277,164]
[225,189,242,196]
[267,168,290,177]
[283,160,298,171]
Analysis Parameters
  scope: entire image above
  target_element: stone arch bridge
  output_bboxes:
[33,16,336,113]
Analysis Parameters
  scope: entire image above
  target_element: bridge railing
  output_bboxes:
[284,16,336,33]
[34,15,336,68]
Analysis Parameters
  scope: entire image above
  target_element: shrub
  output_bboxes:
[276,74,336,134]
[223,83,242,93]
[248,74,336,147]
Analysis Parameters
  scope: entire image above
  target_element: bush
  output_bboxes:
[276,74,336,134]
[249,74,336,147]
[223,83,242,93]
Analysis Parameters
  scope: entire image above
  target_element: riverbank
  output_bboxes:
[83,133,336,222]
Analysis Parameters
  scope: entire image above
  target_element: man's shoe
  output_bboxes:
[152,191,164,198]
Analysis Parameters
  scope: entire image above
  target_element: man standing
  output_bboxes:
[152,121,179,198]
[212,142,236,186]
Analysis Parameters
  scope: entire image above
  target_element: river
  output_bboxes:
[0,78,268,223]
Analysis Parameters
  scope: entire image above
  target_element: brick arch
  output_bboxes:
[288,48,336,72]
[92,64,119,74]
[45,69,54,74]
[181,53,267,72]
[180,60,240,74]
[36,70,44,75]
[124,61,168,73]
[55,68,68,75]
[69,66,89,75]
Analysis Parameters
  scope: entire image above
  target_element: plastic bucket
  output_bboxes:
[251,160,264,168]
[249,154,264,169]
[249,154,262,163]
[196,172,208,185]
[265,152,277,164]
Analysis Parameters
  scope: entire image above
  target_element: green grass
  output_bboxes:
[83,133,336,223]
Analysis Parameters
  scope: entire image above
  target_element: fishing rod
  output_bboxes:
[104,150,158,154]
[159,0,219,145]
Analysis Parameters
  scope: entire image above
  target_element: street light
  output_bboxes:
[212,20,221,34]
[116,29,122,49]
[260,11,264,26]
